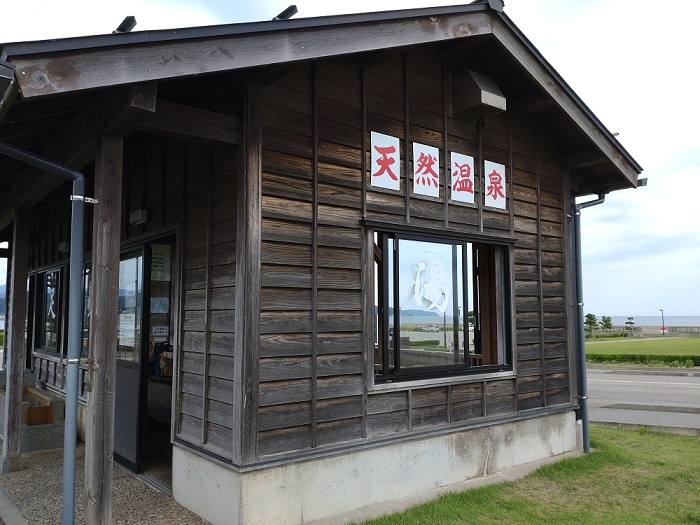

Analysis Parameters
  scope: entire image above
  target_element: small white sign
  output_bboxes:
[370,132,401,190]
[152,325,170,337]
[413,143,440,197]
[450,152,475,204]
[484,160,507,210]
[117,313,136,346]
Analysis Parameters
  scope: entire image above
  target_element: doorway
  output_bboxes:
[114,238,175,491]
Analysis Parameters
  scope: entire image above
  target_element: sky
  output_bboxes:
[1,0,699,318]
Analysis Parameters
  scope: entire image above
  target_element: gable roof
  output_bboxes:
[0,1,642,232]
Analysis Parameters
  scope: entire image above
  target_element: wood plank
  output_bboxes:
[85,135,123,524]
[2,207,30,473]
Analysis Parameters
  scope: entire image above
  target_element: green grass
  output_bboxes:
[586,337,700,356]
[585,338,700,367]
[359,426,700,525]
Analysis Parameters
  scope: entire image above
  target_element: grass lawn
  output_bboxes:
[586,337,700,357]
[359,426,700,525]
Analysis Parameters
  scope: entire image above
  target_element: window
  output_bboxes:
[374,231,512,381]
[41,269,62,352]
[81,265,91,355]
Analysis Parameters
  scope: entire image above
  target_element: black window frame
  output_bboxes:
[373,229,513,382]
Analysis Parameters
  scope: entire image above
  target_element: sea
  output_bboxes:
[609,315,700,327]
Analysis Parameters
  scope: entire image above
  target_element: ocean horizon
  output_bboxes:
[608,315,700,327]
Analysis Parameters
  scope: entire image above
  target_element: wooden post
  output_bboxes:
[1,207,30,473]
[233,78,262,464]
[84,135,123,524]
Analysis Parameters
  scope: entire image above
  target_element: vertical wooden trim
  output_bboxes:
[536,140,547,407]
[361,228,374,438]
[201,148,213,445]
[447,385,452,423]
[233,77,262,465]
[1,207,30,473]
[562,167,577,406]
[442,59,449,229]
[159,140,167,227]
[508,121,515,236]
[360,68,370,439]
[85,134,123,524]
[311,63,319,448]
[361,68,368,220]
[171,227,184,441]
[477,122,484,233]
[407,389,413,431]
[404,52,411,224]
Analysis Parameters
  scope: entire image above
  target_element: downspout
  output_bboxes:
[0,140,94,525]
[573,193,605,454]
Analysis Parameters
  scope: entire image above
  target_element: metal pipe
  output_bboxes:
[0,140,87,524]
[573,193,605,454]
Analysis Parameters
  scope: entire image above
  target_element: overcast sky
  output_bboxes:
[1,1,698,318]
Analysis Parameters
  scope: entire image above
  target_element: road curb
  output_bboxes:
[590,421,700,437]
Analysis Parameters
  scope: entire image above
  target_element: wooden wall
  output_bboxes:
[177,141,238,460]
[253,45,572,459]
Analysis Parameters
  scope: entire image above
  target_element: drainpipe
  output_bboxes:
[573,193,605,454]
[0,140,94,525]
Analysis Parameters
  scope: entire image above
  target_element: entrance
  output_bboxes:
[114,239,175,489]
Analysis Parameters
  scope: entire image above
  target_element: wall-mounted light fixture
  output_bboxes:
[58,241,70,253]
[129,209,148,225]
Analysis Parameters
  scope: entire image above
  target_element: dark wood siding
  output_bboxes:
[255,45,571,458]
[176,141,238,460]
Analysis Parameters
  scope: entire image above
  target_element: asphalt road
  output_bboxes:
[587,366,700,433]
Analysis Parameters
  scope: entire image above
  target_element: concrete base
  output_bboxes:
[0,455,22,473]
[173,411,579,525]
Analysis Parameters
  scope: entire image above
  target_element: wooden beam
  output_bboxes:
[0,83,157,232]
[136,100,241,145]
[358,46,413,70]
[508,93,552,116]
[1,207,29,473]
[10,13,494,98]
[84,135,123,524]
[562,151,608,170]
[233,77,263,465]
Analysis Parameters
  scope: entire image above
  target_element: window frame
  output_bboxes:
[371,227,514,383]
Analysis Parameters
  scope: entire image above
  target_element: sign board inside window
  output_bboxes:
[151,244,172,281]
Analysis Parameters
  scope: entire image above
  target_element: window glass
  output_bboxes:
[81,265,91,355]
[117,254,143,362]
[43,270,60,351]
[374,231,510,381]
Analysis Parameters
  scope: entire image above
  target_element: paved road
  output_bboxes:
[587,366,700,433]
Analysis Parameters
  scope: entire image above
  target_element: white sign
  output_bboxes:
[117,313,136,346]
[152,325,170,337]
[370,131,401,190]
[150,297,170,314]
[484,160,507,210]
[413,143,440,197]
[151,244,172,281]
[450,152,475,204]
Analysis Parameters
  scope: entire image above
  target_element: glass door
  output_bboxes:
[114,250,146,472]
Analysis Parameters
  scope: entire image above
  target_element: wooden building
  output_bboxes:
[0,2,642,523]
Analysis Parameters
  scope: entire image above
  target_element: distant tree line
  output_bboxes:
[584,314,636,337]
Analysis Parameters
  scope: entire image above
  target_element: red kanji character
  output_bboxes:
[415,152,439,187]
[486,169,505,200]
[372,145,398,181]
[452,162,473,194]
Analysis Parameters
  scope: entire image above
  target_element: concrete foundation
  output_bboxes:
[173,411,579,525]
